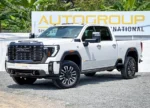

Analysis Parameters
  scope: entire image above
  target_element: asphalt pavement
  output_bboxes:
[0,71,150,108]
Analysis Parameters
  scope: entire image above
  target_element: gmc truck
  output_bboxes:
[5,24,143,89]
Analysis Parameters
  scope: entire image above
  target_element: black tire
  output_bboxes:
[12,77,37,85]
[53,60,80,89]
[107,69,114,72]
[121,57,137,79]
[84,72,96,76]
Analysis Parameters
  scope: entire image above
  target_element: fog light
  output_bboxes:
[10,70,15,74]
[48,62,53,74]
[32,71,40,75]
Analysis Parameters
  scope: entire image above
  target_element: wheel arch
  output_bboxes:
[60,51,82,70]
[125,48,139,72]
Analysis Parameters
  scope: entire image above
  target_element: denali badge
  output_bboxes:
[16,48,30,52]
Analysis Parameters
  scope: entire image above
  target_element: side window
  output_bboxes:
[82,26,95,41]
[95,26,112,41]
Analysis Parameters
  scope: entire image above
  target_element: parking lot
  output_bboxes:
[0,71,150,108]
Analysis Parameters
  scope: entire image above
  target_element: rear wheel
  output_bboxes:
[53,60,80,89]
[121,57,136,79]
[84,72,96,77]
[12,77,37,85]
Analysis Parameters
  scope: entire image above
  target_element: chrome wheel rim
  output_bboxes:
[127,59,136,76]
[59,66,77,86]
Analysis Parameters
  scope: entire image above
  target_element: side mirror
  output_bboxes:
[83,38,97,47]
[29,33,35,38]
[92,32,101,42]
[74,39,81,42]
[83,41,89,47]
[83,32,101,47]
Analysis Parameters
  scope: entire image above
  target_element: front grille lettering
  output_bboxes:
[8,45,43,61]
[16,48,30,52]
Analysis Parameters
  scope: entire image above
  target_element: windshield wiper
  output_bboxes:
[61,36,73,38]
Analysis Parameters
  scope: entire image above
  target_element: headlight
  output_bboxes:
[44,45,59,57]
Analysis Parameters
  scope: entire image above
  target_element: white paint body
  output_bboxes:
[5,24,142,75]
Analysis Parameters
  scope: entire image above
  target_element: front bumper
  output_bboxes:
[9,71,59,79]
[6,62,60,79]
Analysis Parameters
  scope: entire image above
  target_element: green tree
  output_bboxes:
[0,0,73,32]
[70,0,114,11]
[113,0,150,11]
[34,0,73,11]
[0,0,38,32]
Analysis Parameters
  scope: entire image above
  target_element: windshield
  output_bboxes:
[38,26,83,38]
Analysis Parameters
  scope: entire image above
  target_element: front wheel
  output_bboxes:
[12,77,37,85]
[121,57,137,79]
[53,60,80,89]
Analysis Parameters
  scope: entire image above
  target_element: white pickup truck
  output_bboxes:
[5,24,143,89]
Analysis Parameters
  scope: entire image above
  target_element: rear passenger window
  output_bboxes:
[95,26,112,41]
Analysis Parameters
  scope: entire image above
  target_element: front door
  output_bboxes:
[81,26,103,70]
[81,26,118,70]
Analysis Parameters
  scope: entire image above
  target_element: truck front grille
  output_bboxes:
[8,45,44,61]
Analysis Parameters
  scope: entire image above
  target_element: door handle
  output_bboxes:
[97,45,101,49]
[112,44,116,48]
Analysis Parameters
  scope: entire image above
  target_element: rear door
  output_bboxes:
[95,26,118,67]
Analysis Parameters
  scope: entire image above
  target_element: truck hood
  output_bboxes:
[16,38,73,45]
